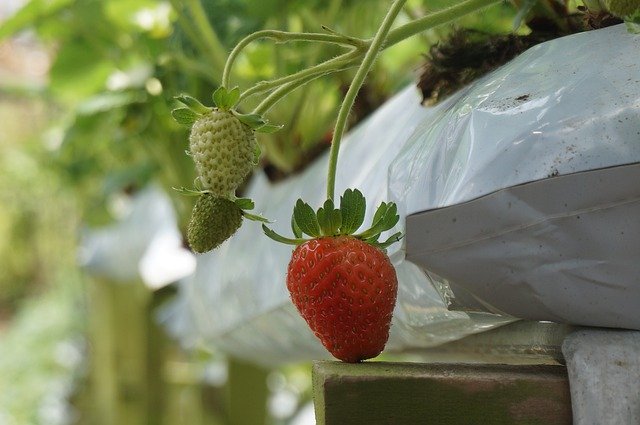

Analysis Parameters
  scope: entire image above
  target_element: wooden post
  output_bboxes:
[313,361,572,425]
[226,358,269,425]
[88,278,151,424]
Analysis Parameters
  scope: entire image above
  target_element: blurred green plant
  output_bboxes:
[0,272,85,425]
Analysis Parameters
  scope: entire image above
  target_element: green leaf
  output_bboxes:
[171,107,199,126]
[175,94,210,114]
[212,86,240,110]
[626,11,640,33]
[235,198,255,210]
[339,188,366,234]
[49,39,115,101]
[291,213,303,239]
[0,0,73,39]
[77,92,145,116]
[255,123,284,133]
[262,224,306,245]
[233,111,266,129]
[293,199,321,237]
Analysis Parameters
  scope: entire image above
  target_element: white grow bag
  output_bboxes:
[391,24,640,329]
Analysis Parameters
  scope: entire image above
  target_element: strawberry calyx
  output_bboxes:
[170,87,282,133]
[173,186,270,223]
[262,188,403,250]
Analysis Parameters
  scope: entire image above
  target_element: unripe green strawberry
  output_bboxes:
[189,109,257,197]
[606,0,639,16]
[187,194,242,253]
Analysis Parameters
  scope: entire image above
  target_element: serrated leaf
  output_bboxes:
[212,86,240,110]
[339,188,366,234]
[171,107,199,126]
[262,224,305,245]
[291,213,303,238]
[233,112,266,129]
[176,94,210,114]
[235,198,255,210]
[255,123,284,133]
[293,199,321,237]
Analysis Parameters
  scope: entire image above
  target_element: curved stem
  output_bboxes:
[252,60,356,116]
[222,30,365,88]
[385,0,503,48]
[240,49,361,102]
[168,0,212,61]
[326,0,407,200]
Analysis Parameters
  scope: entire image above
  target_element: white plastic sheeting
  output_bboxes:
[393,24,640,329]
[79,186,196,289]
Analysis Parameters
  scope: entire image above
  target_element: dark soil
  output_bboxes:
[418,11,622,105]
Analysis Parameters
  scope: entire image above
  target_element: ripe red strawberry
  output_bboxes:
[287,236,398,362]
[263,188,403,362]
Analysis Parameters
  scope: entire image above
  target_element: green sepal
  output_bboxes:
[317,199,342,236]
[339,188,366,234]
[233,111,266,129]
[255,123,284,133]
[293,199,321,237]
[262,224,307,245]
[171,107,200,126]
[356,202,399,240]
[175,94,211,114]
[243,212,271,223]
[213,86,240,111]
[172,186,207,196]
[231,110,283,133]
[291,213,303,238]
[253,144,262,165]
[375,232,404,250]
[235,198,255,210]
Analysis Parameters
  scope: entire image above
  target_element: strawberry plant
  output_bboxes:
[171,0,639,362]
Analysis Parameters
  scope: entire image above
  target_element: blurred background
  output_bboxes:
[0,0,561,423]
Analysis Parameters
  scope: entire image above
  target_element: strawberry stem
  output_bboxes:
[326,0,407,201]
[222,30,365,90]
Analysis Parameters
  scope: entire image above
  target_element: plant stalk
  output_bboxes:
[326,0,407,200]
[385,0,503,48]
[184,0,228,73]
[222,30,365,89]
